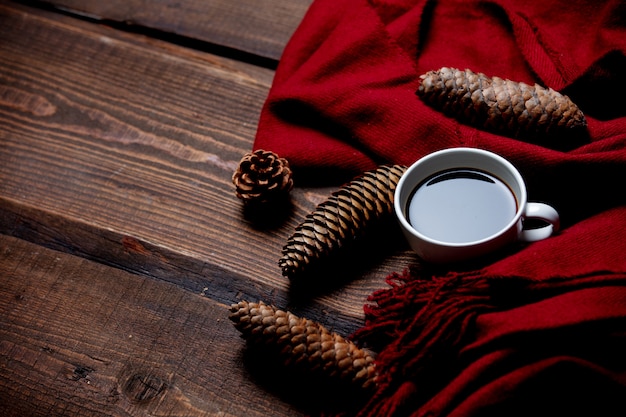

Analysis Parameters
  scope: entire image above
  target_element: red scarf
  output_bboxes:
[254,0,626,415]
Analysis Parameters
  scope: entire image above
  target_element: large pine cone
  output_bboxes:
[417,67,587,139]
[233,150,293,203]
[229,300,377,390]
[279,165,407,279]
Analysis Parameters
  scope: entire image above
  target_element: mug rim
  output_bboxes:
[394,147,527,248]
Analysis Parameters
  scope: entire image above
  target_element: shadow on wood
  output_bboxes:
[286,219,406,303]
[239,344,372,416]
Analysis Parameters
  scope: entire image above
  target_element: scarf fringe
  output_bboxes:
[353,269,493,417]
[350,268,626,417]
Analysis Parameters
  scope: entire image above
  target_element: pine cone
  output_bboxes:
[233,150,293,203]
[416,67,587,139]
[279,165,407,279]
[229,300,377,390]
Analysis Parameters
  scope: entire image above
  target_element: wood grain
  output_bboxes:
[0,3,416,329]
[0,2,420,415]
[0,234,310,417]
[0,2,276,278]
[36,0,313,62]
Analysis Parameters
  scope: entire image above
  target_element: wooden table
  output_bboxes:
[0,1,415,415]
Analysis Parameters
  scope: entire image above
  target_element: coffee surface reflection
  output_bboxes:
[406,168,517,243]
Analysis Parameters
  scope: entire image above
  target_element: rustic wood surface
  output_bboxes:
[0,1,416,415]
[33,0,314,62]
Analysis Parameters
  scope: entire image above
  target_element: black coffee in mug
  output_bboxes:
[406,168,518,243]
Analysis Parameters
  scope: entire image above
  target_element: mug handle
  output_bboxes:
[519,202,560,242]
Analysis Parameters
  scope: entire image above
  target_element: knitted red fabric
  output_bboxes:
[253,0,626,415]
[352,207,626,416]
[255,0,626,226]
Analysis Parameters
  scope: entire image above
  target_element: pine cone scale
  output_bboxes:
[229,301,377,390]
[417,67,587,141]
[279,164,407,278]
[233,150,293,204]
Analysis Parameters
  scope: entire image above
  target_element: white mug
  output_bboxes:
[394,148,560,263]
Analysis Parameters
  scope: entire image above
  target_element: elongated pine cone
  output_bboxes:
[417,67,586,139]
[229,300,377,390]
[233,150,293,203]
[279,164,407,279]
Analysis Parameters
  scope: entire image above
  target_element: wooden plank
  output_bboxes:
[0,2,416,331]
[0,1,278,280]
[0,234,315,417]
[0,2,420,416]
[36,0,313,62]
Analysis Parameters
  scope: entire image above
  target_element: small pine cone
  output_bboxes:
[416,67,586,138]
[279,164,407,279]
[233,150,293,203]
[229,300,377,390]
